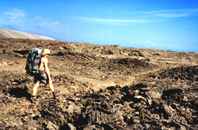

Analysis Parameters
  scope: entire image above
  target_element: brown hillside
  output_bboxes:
[0,38,198,129]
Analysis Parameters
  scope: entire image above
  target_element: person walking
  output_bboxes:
[25,48,55,99]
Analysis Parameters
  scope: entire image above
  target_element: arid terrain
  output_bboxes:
[0,38,198,130]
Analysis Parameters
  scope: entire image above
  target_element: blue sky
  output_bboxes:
[0,0,198,51]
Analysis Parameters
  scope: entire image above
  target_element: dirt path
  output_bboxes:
[0,60,183,94]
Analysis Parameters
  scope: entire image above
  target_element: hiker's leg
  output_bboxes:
[47,82,55,98]
[49,83,54,92]
[41,72,54,92]
[50,85,56,99]
[33,81,40,96]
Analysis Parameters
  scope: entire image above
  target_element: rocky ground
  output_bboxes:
[0,38,198,130]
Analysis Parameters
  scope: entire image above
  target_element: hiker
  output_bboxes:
[25,48,55,99]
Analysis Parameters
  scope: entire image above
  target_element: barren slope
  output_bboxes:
[0,38,197,130]
[0,29,55,40]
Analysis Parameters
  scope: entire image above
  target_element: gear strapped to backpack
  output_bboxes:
[25,48,42,76]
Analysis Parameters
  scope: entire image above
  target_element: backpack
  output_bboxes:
[25,48,42,76]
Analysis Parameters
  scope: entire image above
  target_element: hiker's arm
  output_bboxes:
[44,58,55,94]
[44,59,53,85]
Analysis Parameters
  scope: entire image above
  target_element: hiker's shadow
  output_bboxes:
[8,87,32,101]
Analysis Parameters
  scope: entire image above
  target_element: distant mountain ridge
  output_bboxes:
[0,28,55,40]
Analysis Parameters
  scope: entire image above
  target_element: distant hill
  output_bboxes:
[0,28,55,40]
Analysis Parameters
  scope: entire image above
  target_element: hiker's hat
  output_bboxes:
[42,48,51,55]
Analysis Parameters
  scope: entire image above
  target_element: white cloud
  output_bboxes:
[38,20,62,28]
[30,16,64,33]
[35,20,64,34]
[4,8,26,23]
[78,17,149,25]
[143,8,198,18]
[0,8,65,39]
[78,8,198,25]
